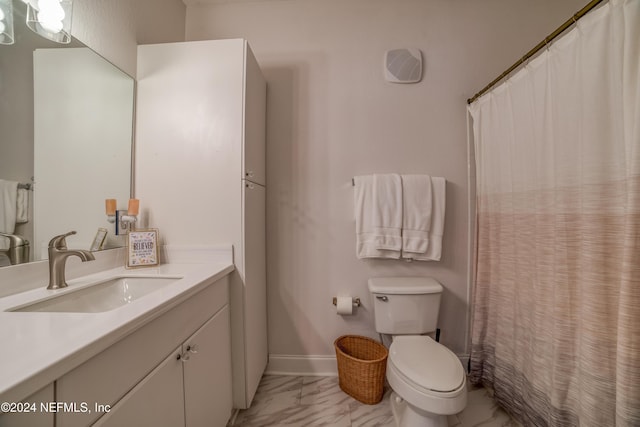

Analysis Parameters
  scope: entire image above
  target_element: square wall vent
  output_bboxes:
[384,48,423,84]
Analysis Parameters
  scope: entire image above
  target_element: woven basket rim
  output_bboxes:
[334,334,388,364]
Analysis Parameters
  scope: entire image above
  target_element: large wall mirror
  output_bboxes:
[0,0,134,267]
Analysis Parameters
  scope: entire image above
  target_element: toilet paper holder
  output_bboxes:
[332,297,361,307]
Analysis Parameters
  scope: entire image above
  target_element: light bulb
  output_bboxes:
[37,13,63,33]
[0,8,5,21]
[37,0,56,8]
[38,0,64,21]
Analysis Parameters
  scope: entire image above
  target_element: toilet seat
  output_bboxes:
[389,336,465,394]
[386,336,467,417]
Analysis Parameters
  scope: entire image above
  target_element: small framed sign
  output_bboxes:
[90,228,108,252]
[126,229,159,268]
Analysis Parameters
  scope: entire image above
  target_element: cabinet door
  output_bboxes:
[242,44,267,186]
[136,39,245,246]
[0,383,54,427]
[183,305,232,427]
[242,182,268,405]
[93,347,185,427]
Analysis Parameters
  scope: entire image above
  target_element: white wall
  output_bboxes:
[134,0,187,46]
[0,0,585,382]
[71,0,137,76]
[185,0,586,362]
[73,0,186,77]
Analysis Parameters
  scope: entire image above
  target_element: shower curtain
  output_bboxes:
[467,1,639,426]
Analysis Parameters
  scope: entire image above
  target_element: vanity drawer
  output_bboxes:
[56,275,229,427]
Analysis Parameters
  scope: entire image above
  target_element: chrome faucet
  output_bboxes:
[47,231,96,290]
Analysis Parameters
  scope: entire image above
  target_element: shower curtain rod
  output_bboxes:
[467,0,606,105]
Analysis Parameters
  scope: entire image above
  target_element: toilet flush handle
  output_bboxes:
[376,295,389,302]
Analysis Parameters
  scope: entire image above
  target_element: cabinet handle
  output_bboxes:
[376,295,389,302]
[178,351,191,362]
[246,183,255,190]
[246,171,255,178]
[187,344,199,354]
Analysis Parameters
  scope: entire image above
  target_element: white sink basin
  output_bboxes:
[11,276,183,313]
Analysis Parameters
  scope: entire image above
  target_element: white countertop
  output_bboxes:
[0,247,234,405]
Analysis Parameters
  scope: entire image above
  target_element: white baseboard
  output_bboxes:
[266,353,471,377]
[266,355,338,376]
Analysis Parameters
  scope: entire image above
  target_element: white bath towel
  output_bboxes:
[0,180,18,251]
[354,174,402,259]
[0,180,18,234]
[412,177,446,261]
[16,188,29,223]
[401,175,432,257]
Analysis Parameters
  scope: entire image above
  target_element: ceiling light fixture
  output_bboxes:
[0,0,14,45]
[24,0,73,44]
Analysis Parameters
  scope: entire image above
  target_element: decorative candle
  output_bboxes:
[128,198,140,216]
[105,199,116,216]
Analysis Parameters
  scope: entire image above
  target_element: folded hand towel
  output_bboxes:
[0,180,18,234]
[401,175,432,257]
[16,188,29,223]
[354,174,402,259]
[412,177,446,261]
[0,180,18,251]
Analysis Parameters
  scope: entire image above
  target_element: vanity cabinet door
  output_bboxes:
[95,305,232,427]
[183,305,232,427]
[0,383,54,427]
[93,347,185,427]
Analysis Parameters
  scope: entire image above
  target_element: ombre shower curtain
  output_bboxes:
[467,0,640,425]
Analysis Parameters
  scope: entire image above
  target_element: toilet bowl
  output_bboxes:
[387,336,466,427]
[367,277,468,427]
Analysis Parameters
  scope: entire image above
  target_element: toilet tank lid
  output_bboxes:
[368,277,443,294]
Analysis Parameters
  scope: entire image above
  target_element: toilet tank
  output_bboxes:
[368,277,443,335]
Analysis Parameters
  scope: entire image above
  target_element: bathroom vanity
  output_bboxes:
[0,246,234,427]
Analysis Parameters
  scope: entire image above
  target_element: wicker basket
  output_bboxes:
[334,335,388,404]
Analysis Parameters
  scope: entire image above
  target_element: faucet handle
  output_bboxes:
[48,231,77,250]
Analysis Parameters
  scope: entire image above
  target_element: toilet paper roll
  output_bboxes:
[336,297,353,315]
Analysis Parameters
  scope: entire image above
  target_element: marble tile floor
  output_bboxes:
[230,375,522,427]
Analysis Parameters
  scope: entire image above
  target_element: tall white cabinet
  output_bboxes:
[136,39,267,409]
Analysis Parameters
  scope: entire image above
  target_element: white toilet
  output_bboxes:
[368,277,467,427]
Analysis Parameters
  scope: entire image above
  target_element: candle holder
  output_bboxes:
[105,199,139,235]
[115,210,136,235]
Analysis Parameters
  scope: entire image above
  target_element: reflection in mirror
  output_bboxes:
[0,0,134,267]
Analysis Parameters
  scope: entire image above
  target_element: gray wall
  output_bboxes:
[184,0,588,362]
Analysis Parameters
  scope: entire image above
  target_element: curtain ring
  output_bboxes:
[572,14,581,33]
